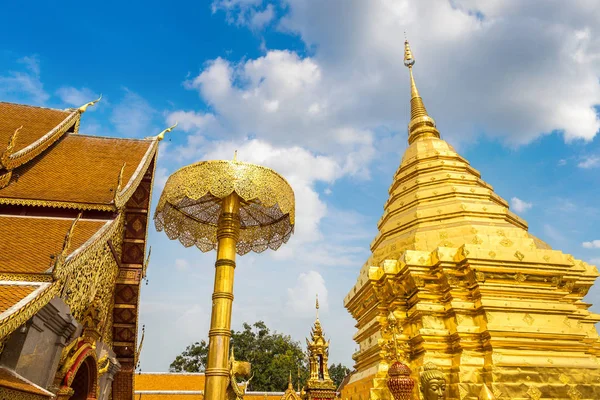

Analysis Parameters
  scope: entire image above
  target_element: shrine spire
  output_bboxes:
[403,38,440,144]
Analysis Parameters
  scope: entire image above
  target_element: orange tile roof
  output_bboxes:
[0,215,107,274]
[0,134,154,207]
[0,284,37,313]
[0,102,73,154]
[0,367,53,397]
[134,374,287,400]
[135,373,206,391]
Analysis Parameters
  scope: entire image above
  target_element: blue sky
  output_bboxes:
[2,1,600,372]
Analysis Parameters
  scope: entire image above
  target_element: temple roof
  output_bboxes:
[0,100,157,210]
[0,282,52,318]
[0,215,109,274]
[0,100,160,345]
[1,134,155,209]
[0,283,39,313]
[0,102,75,154]
[0,366,54,398]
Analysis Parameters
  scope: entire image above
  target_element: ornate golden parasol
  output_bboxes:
[154,155,295,400]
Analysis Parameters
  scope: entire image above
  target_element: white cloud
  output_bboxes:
[182,51,376,176]
[212,0,272,28]
[250,4,275,29]
[0,55,49,104]
[167,110,218,133]
[578,155,600,169]
[511,197,532,213]
[174,258,190,271]
[590,258,600,266]
[583,240,600,249]
[110,89,157,137]
[276,0,600,144]
[287,271,328,316]
[56,87,100,108]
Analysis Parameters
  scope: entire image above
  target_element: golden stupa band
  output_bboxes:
[204,192,241,400]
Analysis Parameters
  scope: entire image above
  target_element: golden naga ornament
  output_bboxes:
[154,152,295,400]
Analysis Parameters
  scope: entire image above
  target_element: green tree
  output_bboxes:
[170,321,311,391]
[328,363,351,388]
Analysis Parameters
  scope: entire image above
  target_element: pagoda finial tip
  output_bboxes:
[402,38,440,143]
[404,38,415,68]
[233,150,238,161]
[315,294,319,319]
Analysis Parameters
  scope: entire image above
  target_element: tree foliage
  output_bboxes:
[169,321,350,391]
[328,363,351,388]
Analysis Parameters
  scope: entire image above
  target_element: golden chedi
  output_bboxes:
[341,40,600,400]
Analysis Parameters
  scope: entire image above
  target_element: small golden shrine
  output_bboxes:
[0,100,165,400]
[303,297,336,400]
[282,372,302,400]
[341,40,600,400]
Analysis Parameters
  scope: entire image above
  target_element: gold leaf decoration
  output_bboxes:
[526,385,541,400]
[155,160,295,255]
[523,313,534,326]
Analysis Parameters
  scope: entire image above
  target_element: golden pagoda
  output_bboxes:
[341,40,600,400]
[0,100,165,400]
[303,297,336,400]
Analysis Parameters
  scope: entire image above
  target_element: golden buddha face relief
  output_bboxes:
[421,377,446,400]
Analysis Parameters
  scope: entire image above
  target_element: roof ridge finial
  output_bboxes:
[403,37,439,144]
[5,125,22,156]
[316,293,319,319]
[151,121,178,142]
[78,94,102,113]
[61,212,82,258]
[288,371,293,389]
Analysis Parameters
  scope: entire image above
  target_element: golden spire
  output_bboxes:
[316,294,319,319]
[78,94,102,113]
[233,150,238,161]
[288,371,294,390]
[403,39,440,144]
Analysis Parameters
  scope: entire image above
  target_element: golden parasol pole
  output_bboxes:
[155,155,295,400]
[204,192,241,400]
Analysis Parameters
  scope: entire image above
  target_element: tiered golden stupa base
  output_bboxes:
[344,243,600,400]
